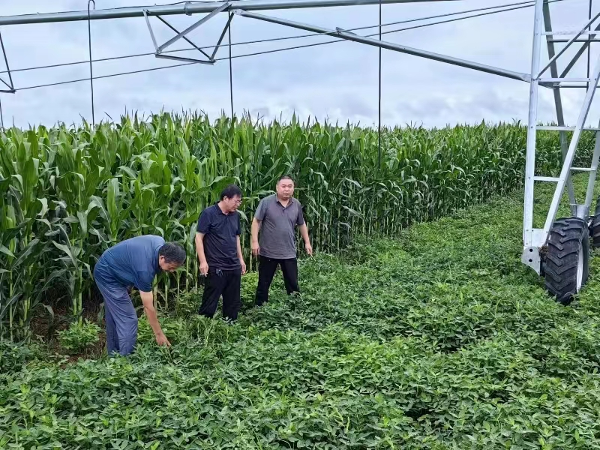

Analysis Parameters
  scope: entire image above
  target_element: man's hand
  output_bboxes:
[196,232,209,276]
[251,217,261,257]
[251,240,260,257]
[155,332,171,347]
[140,290,170,349]
[241,259,247,275]
[299,223,312,257]
[200,261,209,276]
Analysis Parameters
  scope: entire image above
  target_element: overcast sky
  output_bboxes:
[0,0,596,129]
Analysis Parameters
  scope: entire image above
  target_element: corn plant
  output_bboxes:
[0,111,594,340]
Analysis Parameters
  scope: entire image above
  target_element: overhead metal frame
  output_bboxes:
[235,10,531,82]
[0,0,599,291]
[143,3,232,64]
[0,31,14,94]
[0,0,462,26]
[0,0,534,85]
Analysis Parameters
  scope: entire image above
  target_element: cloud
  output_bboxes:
[0,0,597,129]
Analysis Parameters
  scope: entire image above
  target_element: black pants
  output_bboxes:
[199,268,241,321]
[255,256,299,306]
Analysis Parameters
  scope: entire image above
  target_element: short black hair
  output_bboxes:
[277,175,294,184]
[220,184,242,200]
[159,242,186,264]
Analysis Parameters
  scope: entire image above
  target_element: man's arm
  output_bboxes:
[251,217,261,256]
[195,232,209,275]
[140,290,170,346]
[237,235,246,274]
[296,205,312,256]
[299,223,313,256]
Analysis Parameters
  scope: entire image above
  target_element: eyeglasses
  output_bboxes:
[225,197,242,204]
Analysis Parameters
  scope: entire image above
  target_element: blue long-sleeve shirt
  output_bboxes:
[95,235,164,292]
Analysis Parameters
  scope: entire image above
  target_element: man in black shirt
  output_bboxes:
[195,184,246,322]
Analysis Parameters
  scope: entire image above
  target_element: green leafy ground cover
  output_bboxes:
[3,175,600,449]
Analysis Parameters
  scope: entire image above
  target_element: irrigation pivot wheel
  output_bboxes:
[543,217,590,305]
[589,195,600,248]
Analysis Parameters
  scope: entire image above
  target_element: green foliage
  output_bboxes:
[137,316,190,346]
[174,289,200,318]
[0,339,43,375]
[241,270,259,305]
[56,320,101,355]
[186,315,237,345]
[3,175,600,447]
[1,112,593,339]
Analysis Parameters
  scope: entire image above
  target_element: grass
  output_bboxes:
[3,174,600,448]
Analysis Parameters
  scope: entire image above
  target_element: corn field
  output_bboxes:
[0,111,595,340]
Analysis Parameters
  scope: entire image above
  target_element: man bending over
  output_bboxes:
[93,235,186,356]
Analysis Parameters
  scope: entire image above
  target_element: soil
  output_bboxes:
[27,294,108,364]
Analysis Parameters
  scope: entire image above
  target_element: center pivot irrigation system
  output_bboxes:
[0,0,598,303]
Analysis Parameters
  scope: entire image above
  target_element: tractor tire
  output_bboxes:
[543,217,590,305]
[590,195,600,248]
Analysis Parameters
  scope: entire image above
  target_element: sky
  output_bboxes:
[0,0,597,129]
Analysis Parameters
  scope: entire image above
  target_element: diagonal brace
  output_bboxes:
[156,16,214,61]
[543,1,576,211]
[583,125,600,213]
[543,53,600,234]
[210,13,234,60]
[235,10,531,83]
[157,2,230,53]
[0,32,14,93]
[559,22,600,79]
[143,10,214,64]
[538,11,600,78]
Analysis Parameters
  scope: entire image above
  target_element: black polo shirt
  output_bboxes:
[197,204,241,270]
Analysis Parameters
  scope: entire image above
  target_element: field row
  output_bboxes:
[2,174,600,448]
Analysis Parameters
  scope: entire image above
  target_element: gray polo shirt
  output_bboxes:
[255,194,305,259]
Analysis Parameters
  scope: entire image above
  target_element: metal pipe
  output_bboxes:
[541,78,592,83]
[236,10,531,82]
[559,23,600,78]
[88,0,95,127]
[584,126,600,212]
[543,2,575,212]
[550,38,600,42]
[538,11,600,78]
[0,32,14,92]
[543,30,598,35]
[210,13,234,60]
[143,10,159,52]
[156,3,230,53]
[155,54,214,64]
[544,53,600,234]
[554,84,600,88]
[587,0,593,91]
[0,0,460,26]
[155,16,214,61]
[523,0,544,250]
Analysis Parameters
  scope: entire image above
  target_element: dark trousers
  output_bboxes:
[255,256,299,306]
[199,268,242,321]
[94,264,138,356]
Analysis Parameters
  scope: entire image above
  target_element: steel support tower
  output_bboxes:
[520,0,600,303]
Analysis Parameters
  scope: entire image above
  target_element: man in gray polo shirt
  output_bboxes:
[251,175,312,306]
